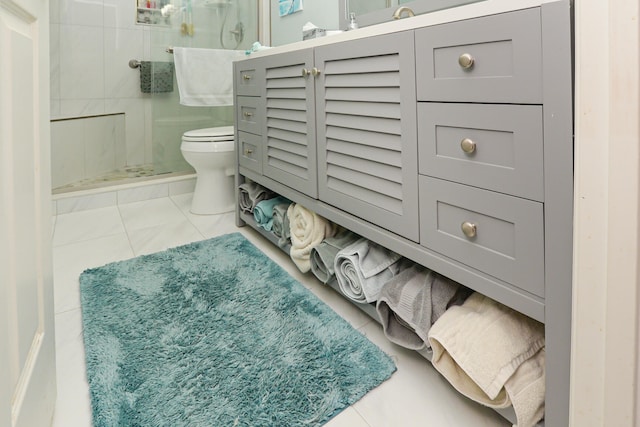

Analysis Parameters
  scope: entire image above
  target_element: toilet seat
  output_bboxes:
[182,126,234,141]
[181,126,235,153]
[180,139,234,152]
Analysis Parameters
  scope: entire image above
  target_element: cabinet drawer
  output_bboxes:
[235,61,262,96]
[236,96,263,135]
[419,176,544,297]
[238,131,262,174]
[415,8,542,103]
[418,103,543,201]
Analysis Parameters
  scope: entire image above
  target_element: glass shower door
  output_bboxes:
[147,0,257,176]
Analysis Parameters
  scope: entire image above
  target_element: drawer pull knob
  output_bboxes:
[460,138,476,154]
[458,53,475,69]
[311,67,321,76]
[243,111,253,117]
[461,221,477,238]
[245,148,253,155]
[242,74,251,80]
[301,68,310,77]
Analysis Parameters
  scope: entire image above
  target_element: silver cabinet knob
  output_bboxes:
[243,111,253,118]
[301,68,310,77]
[242,74,251,80]
[311,67,321,76]
[244,148,253,155]
[458,53,475,69]
[460,138,476,154]
[461,221,477,238]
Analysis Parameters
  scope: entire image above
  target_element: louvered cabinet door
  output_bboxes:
[261,49,318,198]
[314,31,419,241]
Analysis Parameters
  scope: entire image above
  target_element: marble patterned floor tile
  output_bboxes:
[118,197,187,231]
[352,322,510,427]
[52,308,93,427]
[53,233,134,314]
[324,406,372,427]
[306,281,375,331]
[170,193,239,239]
[126,219,205,256]
[53,206,125,247]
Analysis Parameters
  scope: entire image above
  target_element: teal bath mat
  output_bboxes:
[80,232,396,427]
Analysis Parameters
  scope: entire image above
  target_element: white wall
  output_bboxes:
[269,0,340,46]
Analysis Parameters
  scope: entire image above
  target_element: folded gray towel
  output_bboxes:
[238,182,273,213]
[272,202,292,248]
[334,238,406,303]
[310,230,360,284]
[376,265,464,351]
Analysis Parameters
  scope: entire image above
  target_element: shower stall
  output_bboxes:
[49,0,258,193]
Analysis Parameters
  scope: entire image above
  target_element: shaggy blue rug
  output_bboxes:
[80,232,396,427]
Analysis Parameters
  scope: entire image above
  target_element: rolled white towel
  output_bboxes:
[288,204,338,273]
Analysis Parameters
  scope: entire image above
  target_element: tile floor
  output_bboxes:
[51,192,509,427]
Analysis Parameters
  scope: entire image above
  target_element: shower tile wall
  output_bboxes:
[50,0,256,189]
[51,115,126,189]
[50,0,154,182]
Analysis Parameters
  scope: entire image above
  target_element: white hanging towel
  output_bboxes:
[173,47,245,106]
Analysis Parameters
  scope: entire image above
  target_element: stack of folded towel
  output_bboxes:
[238,182,274,213]
[288,203,339,273]
[333,238,408,304]
[376,265,470,351]
[309,230,360,284]
[428,292,546,427]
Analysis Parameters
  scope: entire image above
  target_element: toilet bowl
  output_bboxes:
[180,125,235,215]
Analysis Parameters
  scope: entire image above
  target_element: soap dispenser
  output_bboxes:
[347,12,358,30]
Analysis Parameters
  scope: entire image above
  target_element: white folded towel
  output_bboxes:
[173,47,245,106]
[334,238,405,304]
[428,292,545,427]
[288,204,338,273]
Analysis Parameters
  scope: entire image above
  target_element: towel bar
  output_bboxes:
[128,59,142,69]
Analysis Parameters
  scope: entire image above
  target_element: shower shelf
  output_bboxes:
[136,7,170,26]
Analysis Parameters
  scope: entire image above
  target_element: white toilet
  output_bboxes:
[180,125,235,215]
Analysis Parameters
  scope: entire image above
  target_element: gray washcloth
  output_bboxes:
[310,230,360,284]
[238,182,273,213]
[376,265,463,351]
[334,238,405,303]
[139,61,174,93]
[272,202,292,248]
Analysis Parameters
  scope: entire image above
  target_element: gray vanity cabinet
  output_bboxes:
[314,31,419,242]
[235,49,318,198]
[236,33,420,241]
[260,49,318,198]
[234,2,573,425]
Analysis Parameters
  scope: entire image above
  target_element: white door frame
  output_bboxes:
[0,0,57,424]
[572,0,640,425]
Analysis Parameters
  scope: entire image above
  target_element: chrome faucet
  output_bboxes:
[392,6,415,20]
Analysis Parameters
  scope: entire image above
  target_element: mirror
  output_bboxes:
[339,0,486,28]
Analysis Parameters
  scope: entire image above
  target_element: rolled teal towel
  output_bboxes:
[254,196,290,232]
